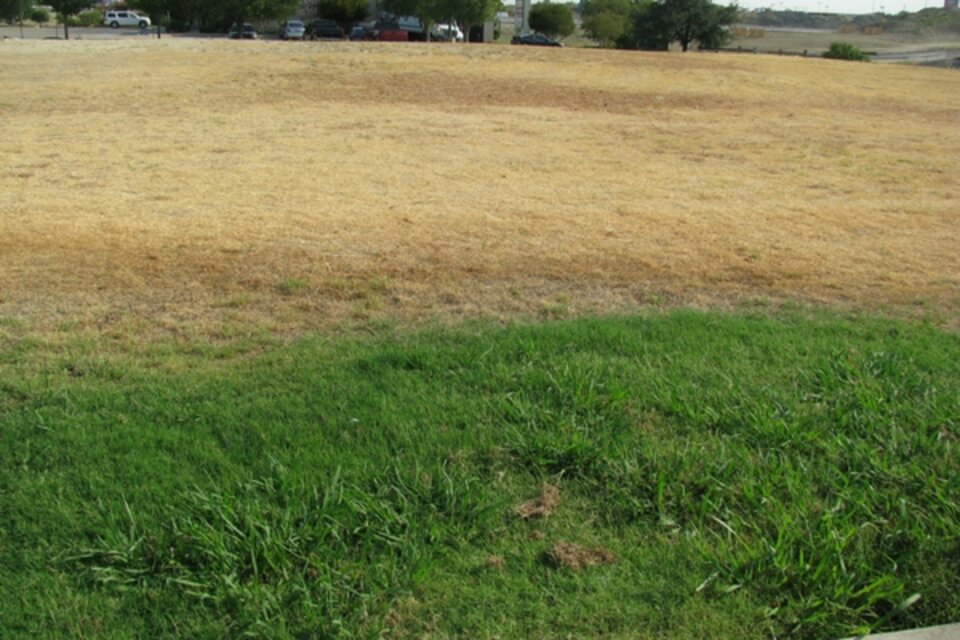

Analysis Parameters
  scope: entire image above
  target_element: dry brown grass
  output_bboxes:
[514,483,561,519]
[1,39,958,343]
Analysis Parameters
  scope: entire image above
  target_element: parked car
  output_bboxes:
[433,23,464,42]
[305,18,344,40]
[349,25,373,41]
[279,19,305,40]
[511,33,563,47]
[227,22,257,39]
[372,19,408,41]
[103,10,151,29]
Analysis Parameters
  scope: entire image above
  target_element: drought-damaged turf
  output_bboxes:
[2,310,958,638]
[2,40,959,339]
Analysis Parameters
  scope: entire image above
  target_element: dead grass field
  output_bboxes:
[1,39,958,343]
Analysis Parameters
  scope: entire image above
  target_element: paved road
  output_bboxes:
[0,25,164,39]
[844,623,960,640]
[872,49,960,64]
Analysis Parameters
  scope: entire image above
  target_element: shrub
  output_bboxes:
[29,7,50,24]
[77,9,102,27]
[823,41,870,61]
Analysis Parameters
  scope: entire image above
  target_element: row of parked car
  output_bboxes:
[231,17,467,42]
[229,17,560,46]
[229,19,355,40]
[103,10,561,47]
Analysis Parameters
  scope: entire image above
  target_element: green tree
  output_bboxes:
[529,2,575,39]
[215,0,298,28]
[379,0,496,41]
[582,0,632,47]
[382,0,449,40]
[583,11,630,47]
[627,0,736,51]
[135,0,202,30]
[444,0,499,42]
[0,0,31,23]
[134,0,296,32]
[30,7,50,24]
[316,0,368,33]
[48,0,92,38]
[624,0,671,50]
[583,10,627,46]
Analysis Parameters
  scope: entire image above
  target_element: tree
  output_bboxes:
[581,0,632,47]
[48,0,92,39]
[624,0,671,50]
[383,0,451,41]
[382,0,437,39]
[316,0,368,33]
[443,0,499,43]
[215,0,298,29]
[0,0,31,24]
[627,0,736,51]
[529,2,574,39]
[30,7,50,25]
[134,0,298,32]
[381,0,495,41]
[583,11,627,46]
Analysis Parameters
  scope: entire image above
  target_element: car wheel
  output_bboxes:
[110,21,119,28]
[138,21,147,28]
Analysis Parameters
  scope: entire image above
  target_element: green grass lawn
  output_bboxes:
[2,311,958,638]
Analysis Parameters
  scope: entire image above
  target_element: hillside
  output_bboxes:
[2,39,959,639]
[1,39,958,342]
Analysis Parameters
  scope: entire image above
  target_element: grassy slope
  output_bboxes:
[2,311,958,638]
[1,39,958,639]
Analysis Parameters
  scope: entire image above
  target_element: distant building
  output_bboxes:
[946,0,959,10]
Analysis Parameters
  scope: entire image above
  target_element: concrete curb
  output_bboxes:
[844,623,960,640]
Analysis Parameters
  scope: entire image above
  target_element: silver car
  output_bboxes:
[280,19,305,40]
[103,10,151,29]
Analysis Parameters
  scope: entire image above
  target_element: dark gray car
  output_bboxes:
[280,19,305,40]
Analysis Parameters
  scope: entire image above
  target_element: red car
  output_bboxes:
[372,20,408,41]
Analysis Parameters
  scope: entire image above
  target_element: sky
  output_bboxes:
[735,0,948,14]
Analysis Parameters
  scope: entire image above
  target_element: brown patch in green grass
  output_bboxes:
[514,483,561,519]
[545,540,616,571]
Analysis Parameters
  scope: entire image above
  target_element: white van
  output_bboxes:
[103,11,151,29]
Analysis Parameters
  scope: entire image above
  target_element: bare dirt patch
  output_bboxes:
[514,483,561,519]
[1,40,958,342]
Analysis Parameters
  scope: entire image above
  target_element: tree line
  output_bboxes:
[0,0,502,35]
[511,0,737,51]
[1,0,103,37]
[582,0,737,51]
[2,0,736,51]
